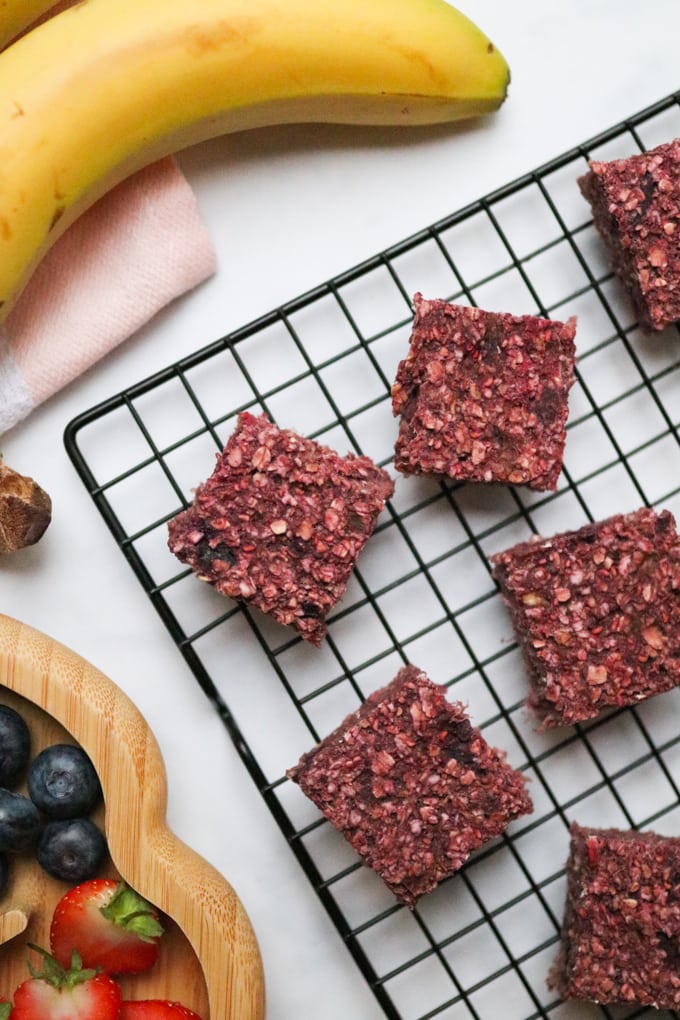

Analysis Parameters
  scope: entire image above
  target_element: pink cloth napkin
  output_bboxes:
[0,156,216,434]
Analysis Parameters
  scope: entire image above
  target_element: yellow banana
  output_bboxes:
[0,0,62,49]
[0,0,509,322]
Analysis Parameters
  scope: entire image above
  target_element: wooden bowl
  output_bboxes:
[0,613,265,1019]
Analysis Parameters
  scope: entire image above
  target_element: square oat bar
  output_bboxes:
[167,412,394,645]
[579,138,680,332]
[391,294,576,491]
[491,506,680,728]
[287,665,532,907]
[549,823,680,1010]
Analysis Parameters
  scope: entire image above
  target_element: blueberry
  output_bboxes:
[28,743,102,819]
[37,818,107,883]
[0,852,8,896]
[0,789,41,853]
[0,705,30,788]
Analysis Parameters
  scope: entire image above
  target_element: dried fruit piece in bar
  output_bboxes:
[167,412,394,645]
[390,294,576,491]
[549,823,680,1010]
[579,138,680,332]
[491,506,680,728]
[287,665,532,907]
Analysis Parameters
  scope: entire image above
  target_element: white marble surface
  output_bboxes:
[3,3,680,1018]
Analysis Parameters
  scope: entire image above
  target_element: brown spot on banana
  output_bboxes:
[49,205,65,230]
[184,16,259,55]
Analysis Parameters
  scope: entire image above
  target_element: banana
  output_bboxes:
[0,0,63,49]
[0,0,509,323]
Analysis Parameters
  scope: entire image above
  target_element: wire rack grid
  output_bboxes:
[66,91,680,1020]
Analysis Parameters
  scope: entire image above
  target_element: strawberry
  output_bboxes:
[120,1001,203,1019]
[50,877,164,975]
[11,946,121,1020]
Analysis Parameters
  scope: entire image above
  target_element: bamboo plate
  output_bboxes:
[0,613,265,1019]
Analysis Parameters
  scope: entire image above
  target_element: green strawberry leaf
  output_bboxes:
[0,1001,12,1019]
[100,882,164,942]
[26,945,98,989]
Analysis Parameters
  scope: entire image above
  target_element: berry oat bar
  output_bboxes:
[549,823,680,1010]
[579,138,680,332]
[491,506,680,728]
[167,411,394,645]
[287,665,532,907]
[391,294,576,490]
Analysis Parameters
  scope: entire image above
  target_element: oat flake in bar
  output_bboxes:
[579,138,680,332]
[167,412,394,645]
[549,823,680,1010]
[287,665,532,907]
[491,506,680,728]
[391,294,576,491]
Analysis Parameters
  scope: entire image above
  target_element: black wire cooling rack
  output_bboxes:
[65,92,680,1020]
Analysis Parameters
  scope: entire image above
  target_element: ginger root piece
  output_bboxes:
[0,458,51,553]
